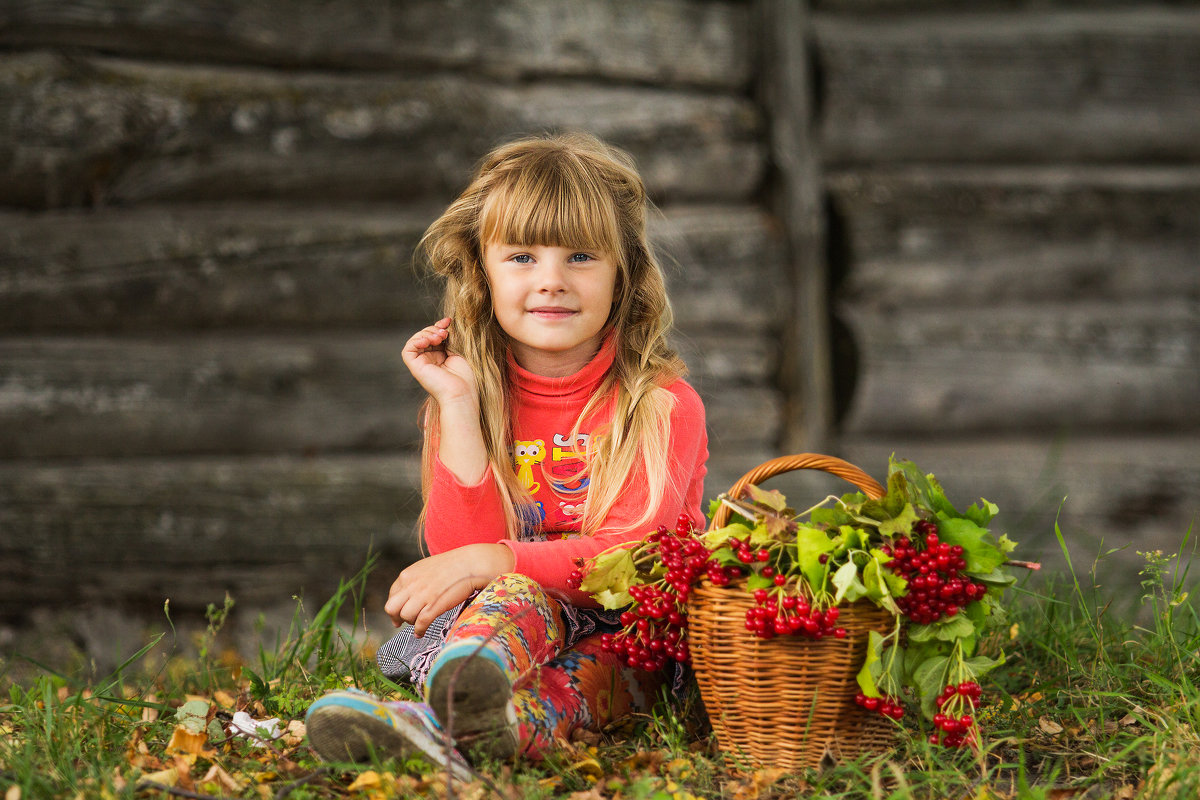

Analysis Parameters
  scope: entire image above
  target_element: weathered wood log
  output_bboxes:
[841,434,1200,572]
[814,9,1200,164]
[0,331,778,459]
[0,203,783,332]
[0,0,752,90]
[0,51,763,209]
[827,166,1200,307]
[839,301,1200,435]
[0,453,425,613]
[0,446,775,617]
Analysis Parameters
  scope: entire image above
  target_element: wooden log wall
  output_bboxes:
[0,0,784,620]
[2,0,1198,631]
[811,1,1200,566]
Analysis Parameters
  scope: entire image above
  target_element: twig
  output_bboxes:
[1008,560,1042,571]
[274,767,330,799]
[134,781,224,800]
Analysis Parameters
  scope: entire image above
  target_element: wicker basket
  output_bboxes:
[689,454,898,770]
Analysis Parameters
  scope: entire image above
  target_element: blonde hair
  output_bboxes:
[416,130,687,540]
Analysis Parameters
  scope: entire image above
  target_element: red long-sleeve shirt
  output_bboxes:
[423,337,709,606]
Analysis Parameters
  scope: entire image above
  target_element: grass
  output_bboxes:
[2,530,1198,800]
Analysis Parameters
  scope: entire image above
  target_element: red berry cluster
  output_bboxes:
[854,691,905,720]
[884,520,987,624]
[594,513,713,671]
[930,681,982,748]
[744,582,848,640]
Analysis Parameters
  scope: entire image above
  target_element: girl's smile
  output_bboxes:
[483,242,617,377]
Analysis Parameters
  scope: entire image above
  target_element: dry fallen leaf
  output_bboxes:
[199,764,244,794]
[213,690,237,709]
[1038,717,1064,736]
[6,785,22,800]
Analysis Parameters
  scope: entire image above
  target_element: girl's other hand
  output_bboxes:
[384,544,516,636]
[402,318,477,406]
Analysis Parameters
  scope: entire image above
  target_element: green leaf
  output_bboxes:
[877,503,920,539]
[856,630,885,697]
[701,522,753,549]
[889,458,958,518]
[908,614,975,644]
[913,655,951,719]
[832,560,866,603]
[795,524,836,589]
[746,573,774,592]
[965,499,999,528]
[175,699,211,735]
[593,588,633,610]
[580,547,637,598]
[745,484,790,514]
[962,652,1007,682]
[936,515,1006,575]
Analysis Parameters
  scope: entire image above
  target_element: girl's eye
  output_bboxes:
[512,254,533,264]
[569,252,593,263]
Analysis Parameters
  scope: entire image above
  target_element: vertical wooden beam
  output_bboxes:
[760,0,833,454]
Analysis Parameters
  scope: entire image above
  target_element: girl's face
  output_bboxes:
[482,242,618,377]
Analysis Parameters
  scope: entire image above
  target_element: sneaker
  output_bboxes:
[426,643,520,760]
[305,689,476,782]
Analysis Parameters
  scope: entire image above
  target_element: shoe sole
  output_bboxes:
[306,702,476,782]
[427,652,518,759]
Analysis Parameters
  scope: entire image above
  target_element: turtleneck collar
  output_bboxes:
[506,332,617,403]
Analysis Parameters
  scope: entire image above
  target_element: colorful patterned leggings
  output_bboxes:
[409,573,663,758]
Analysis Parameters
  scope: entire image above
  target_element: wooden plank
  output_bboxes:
[839,301,1200,435]
[0,446,778,617]
[814,9,1200,164]
[0,331,778,459]
[761,0,835,453]
[0,454,425,613]
[0,333,426,459]
[827,166,1200,307]
[0,203,782,333]
[840,434,1200,575]
[0,52,763,209]
[0,0,753,90]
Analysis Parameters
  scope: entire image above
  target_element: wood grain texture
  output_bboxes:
[840,301,1200,435]
[0,51,763,209]
[0,453,424,611]
[0,447,775,616]
[827,166,1200,307]
[814,9,1200,164]
[0,331,779,459]
[0,0,752,89]
[0,204,784,332]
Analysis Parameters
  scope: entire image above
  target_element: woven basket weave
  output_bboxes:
[689,454,898,769]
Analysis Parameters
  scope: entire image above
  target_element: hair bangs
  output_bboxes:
[478,152,622,260]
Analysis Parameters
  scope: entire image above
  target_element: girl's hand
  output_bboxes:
[385,544,516,637]
[402,318,477,407]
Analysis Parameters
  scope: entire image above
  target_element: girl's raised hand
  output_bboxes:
[402,318,477,406]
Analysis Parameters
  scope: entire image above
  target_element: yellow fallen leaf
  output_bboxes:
[1009,623,1020,640]
[7,785,22,800]
[253,771,279,784]
[165,724,215,760]
[213,690,237,709]
[569,756,604,782]
[139,765,181,788]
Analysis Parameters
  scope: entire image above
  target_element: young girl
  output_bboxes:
[306,131,708,773]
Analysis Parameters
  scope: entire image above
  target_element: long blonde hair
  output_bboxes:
[416,131,687,540]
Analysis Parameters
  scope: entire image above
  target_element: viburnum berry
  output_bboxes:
[885,520,987,625]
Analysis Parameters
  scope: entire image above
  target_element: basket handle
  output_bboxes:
[708,453,886,530]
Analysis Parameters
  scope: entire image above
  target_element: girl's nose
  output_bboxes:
[536,259,569,293]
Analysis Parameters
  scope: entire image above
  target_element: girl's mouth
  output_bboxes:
[528,307,577,319]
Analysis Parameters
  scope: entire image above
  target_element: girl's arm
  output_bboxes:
[499,381,709,605]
